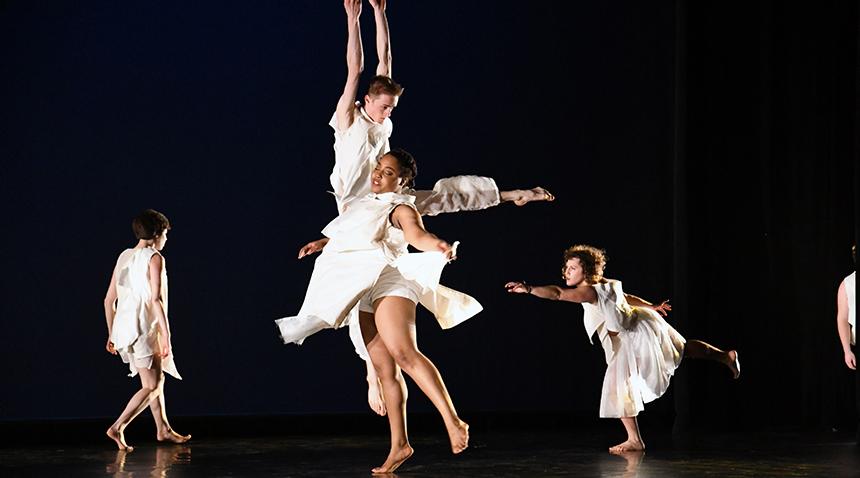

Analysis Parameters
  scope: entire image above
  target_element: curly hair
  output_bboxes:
[132,209,170,240]
[385,148,417,189]
[562,244,607,284]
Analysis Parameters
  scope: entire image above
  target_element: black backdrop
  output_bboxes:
[1,1,855,431]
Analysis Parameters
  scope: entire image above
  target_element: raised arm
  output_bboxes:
[148,254,171,358]
[505,281,597,304]
[335,0,364,132]
[103,270,118,354]
[369,0,391,77]
[391,204,452,256]
[836,280,856,369]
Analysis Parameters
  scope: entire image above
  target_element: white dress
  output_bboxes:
[845,272,855,345]
[292,105,499,358]
[581,280,684,418]
[275,192,482,345]
[110,247,181,379]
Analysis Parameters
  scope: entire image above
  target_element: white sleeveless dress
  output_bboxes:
[275,192,482,347]
[582,280,684,418]
[110,247,181,379]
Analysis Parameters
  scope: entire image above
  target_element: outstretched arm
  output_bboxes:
[335,0,364,132]
[148,254,171,358]
[505,281,597,304]
[103,270,118,354]
[369,0,391,77]
[625,293,672,316]
[391,204,453,257]
[836,280,856,370]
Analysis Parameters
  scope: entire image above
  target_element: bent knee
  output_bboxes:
[389,347,422,369]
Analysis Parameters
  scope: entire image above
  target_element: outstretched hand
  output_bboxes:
[298,238,328,259]
[438,240,457,262]
[344,0,362,18]
[650,300,672,316]
[505,281,529,294]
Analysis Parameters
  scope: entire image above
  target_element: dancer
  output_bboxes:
[311,0,553,417]
[103,209,190,451]
[505,244,739,454]
[835,244,856,441]
[277,149,472,473]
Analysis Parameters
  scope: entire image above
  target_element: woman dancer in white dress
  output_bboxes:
[103,209,190,451]
[505,244,739,454]
[277,150,471,473]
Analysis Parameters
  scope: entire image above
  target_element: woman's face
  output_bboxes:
[154,230,168,251]
[563,258,587,286]
[371,154,404,194]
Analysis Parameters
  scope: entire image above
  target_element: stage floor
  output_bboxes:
[1,422,858,478]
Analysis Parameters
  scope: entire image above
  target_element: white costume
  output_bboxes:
[277,105,499,356]
[110,247,181,379]
[275,191,482,345]
[582,280,684,418]
[845,271,855,345]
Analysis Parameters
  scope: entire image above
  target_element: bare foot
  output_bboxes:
[371,443,414,474]
[609,439,645,453]
[368,378,387,416]
[157,428,191,444]
[512,187,555,206]
[106,426,133,451]
[726,350,740,379]
[447,420,469,454]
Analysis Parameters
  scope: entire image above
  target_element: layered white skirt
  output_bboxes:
[598,307,685,418]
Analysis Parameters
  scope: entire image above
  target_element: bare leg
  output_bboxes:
[106,357,164,451]
[609,417,645,453]
[361,311,413,473]
[684,340,740,379]
[149,380,191,443]
[361,311,387,416]
[500,187,555,206]
[373,296,469,454]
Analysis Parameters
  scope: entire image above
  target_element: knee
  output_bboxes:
[389,346,421,370]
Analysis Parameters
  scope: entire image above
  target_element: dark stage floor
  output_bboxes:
[1,415,858,477]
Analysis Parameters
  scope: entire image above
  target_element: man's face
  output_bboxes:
[364,93,398,123]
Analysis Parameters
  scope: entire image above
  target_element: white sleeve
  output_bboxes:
[411,176,501,217]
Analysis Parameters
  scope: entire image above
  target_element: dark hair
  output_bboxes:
[385,148,418,189]
[562,244,607,284]
[367,75,404,97]
[132,209,170,240]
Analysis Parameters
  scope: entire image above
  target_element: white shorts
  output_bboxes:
[358,265,423,313]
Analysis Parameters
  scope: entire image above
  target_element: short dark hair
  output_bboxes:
[132,209,170,240]
[562,244,607,284]
[367,75,404,97]
[385,148,417,189]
